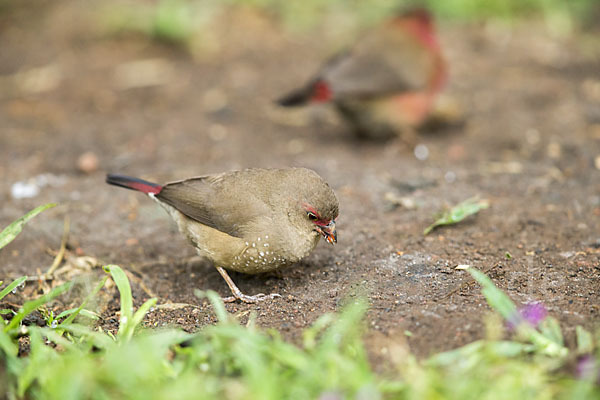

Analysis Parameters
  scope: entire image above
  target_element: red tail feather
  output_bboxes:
[106,174,162,195]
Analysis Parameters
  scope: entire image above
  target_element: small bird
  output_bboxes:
[277,9,447,140]
[106,168,339,303]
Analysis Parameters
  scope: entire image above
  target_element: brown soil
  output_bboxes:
[1,1,599,359]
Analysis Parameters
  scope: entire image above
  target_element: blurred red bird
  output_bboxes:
[277,9,447,140]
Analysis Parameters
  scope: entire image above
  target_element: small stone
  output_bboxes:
[444,170,456,183]
[11,181,39,199]
[414,144,429,161]
[77,151,99,174]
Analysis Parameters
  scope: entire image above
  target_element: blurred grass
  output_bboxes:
[1,263,599,399]
[97,0,598,50]
[1,207,600,399]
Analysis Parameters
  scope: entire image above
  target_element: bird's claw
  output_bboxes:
[222,292,281,304]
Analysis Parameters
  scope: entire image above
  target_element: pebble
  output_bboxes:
[77,151,99,173]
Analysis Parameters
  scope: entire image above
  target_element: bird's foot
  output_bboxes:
[222,292,281,304]
[216,266,281,303]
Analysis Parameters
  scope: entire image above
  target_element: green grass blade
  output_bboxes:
[196,290,230,323]
[121,298,157,341]
[0,329,18,357]
[4,281,73,332]
[56,308,100,321]
[424,197,489,235]
[59,276,108,326]
[37,327,78,350]
[468,268,518,320]
[0,276,27,302]
[0,203,57,250]
[468,268,568,357]
[103,265,133,338]
[59,323,115,349]
[575,326,594,355]
[539,317,564,346]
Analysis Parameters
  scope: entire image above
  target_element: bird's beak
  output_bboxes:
[316,220,337,245]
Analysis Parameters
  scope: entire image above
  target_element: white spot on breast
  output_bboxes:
[257,237,261,241]
[252,243,256,247]
[259,251,265,257]
[264,243,269,247]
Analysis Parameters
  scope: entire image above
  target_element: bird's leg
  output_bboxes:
[216,266,281,304]
[398,126,418,149]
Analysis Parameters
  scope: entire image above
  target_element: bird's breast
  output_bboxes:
[228,232,320,274]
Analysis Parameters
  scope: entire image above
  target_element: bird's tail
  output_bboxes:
[106,174,163,195]
[276,78,332,107]
[276,86,314,107]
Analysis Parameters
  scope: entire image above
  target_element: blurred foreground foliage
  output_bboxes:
[1,206,599,399]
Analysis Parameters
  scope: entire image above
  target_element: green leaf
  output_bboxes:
[0,203,57,250]
[37,327,78,350]
[0,329,18,357]
[104,265,157,341]
[121,298,157,341]
[0,276,27,302]
[424,197,489,235]
[196,290,230,323]
[4,281,73,332]
[58,323,115,349]
[56,308,100,321]
[103,265,133,339]
[468,268,518,321]
[538,317,564,346]
[575,326,594,355]
[469,268,568,358]
[59,276,108,326]
[427,340,528,367]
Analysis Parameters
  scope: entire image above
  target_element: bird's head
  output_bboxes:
[303,204,337,244]
[282,168,339,245]
[391,8,439,51]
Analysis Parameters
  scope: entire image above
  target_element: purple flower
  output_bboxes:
[507,302,547,330]
[519,302,547,327]
[576,354,600,383]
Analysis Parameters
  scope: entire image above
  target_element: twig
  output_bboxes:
[123,268,158,299]
[155,302,200,310]
[25,275,54,282]
[46,215,70,276]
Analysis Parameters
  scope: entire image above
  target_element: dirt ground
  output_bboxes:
[1,1,599,360]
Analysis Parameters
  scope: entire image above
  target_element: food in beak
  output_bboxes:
[316,221,337,244]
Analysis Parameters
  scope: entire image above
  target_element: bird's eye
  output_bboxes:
[307,212,318,221]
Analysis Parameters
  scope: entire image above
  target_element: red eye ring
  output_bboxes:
[307,212,318,221]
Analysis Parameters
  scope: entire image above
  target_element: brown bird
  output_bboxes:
[277,9,447,140]
[106,168,339,303]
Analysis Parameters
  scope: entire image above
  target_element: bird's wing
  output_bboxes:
[156,173,269,238]
[322,30,435,99]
